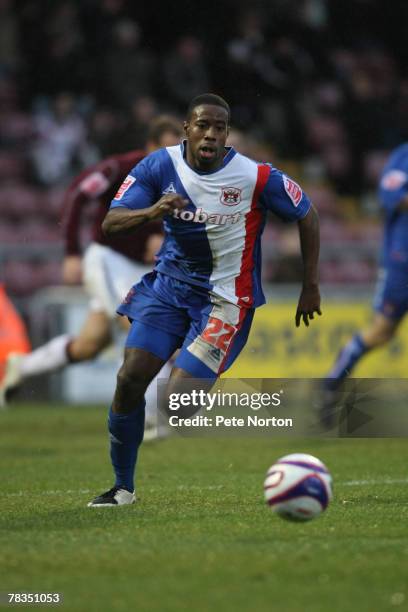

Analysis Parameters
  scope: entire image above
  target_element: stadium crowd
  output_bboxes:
[1,0,407,297]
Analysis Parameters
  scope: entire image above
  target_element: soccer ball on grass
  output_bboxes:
[264,453,332,522]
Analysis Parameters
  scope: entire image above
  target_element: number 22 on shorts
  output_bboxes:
[201,317,236,352]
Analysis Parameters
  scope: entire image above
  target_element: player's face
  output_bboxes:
[184,105,229,171]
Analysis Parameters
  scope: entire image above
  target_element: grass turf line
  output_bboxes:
[1,404,408,612]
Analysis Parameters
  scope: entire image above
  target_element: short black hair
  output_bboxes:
[147,115,183,145]
[186,93,230,121]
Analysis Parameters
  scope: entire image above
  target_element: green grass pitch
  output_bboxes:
[2,405,408,612]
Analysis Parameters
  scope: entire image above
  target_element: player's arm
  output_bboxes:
[102,158,188,236]
[296,205,321,327]
[259,167,321,327]
[102,194,188,236]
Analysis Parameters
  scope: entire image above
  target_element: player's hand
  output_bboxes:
[62,255,82,285]
[295,284,321,327]
[148,194,189,220]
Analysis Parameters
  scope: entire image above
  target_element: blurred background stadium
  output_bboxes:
[1,0,408,400]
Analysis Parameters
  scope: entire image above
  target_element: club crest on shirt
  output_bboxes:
[283,176,302,207]
[381,170,407,191]
[114,175,136,200]
[220,186,242,206]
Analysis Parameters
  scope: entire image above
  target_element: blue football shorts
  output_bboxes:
[372,266,408,320]
[117,272,254,379]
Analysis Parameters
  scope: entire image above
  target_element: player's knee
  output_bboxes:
[367,326,396,347]
[114,362,147,412]
[377,327,396,344]
[114,350,165,412]
[116,358,147,395]
[117,363,135,389]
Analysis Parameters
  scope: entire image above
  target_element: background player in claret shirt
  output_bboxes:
[322,143,408,420]
[0,116,183,417]
[88,93,321,507]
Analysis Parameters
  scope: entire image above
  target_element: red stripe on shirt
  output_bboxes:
[235,164,271,307]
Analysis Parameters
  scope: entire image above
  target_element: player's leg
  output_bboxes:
[325,313,401,388]
[88,273,187,506]
[174,295,254,379]
[114,310,173,439]
[83,242,172,435]
[1,243,128,400]
[102,346,167,506]
[320,269,407,427]
[89,327,182,507]
[325,267,407,390]
[66,310,113,360]
[162,296,255,418]
[319,313,401,429]
[0,308,113,403]
[360,313,401,346]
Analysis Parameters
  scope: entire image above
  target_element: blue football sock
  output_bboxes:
[108,401,145,492]
[325,334,369,389]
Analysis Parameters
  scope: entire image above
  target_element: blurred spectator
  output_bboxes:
[0,0,20,73]
[163,36,209,111]
[114,96,159,152]
[226,10,284,124]
[104,19,156,108]
[31,93,97,185]
[88,108,122,158]
[44,2,85,94]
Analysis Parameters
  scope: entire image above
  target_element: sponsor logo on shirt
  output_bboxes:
[283,175,302,207]
[381,170,407,191]
[172,207,241,225]
[113,175,136,200]
[220,186,242,206]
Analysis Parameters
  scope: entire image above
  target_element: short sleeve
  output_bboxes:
[259,167,311,222]
[110,156,158,210]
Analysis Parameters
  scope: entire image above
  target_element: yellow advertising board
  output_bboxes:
[225,303,408,378]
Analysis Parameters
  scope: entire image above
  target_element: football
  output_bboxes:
[264,453,333,522]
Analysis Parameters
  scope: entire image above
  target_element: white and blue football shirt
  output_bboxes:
[110,142,311,308]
